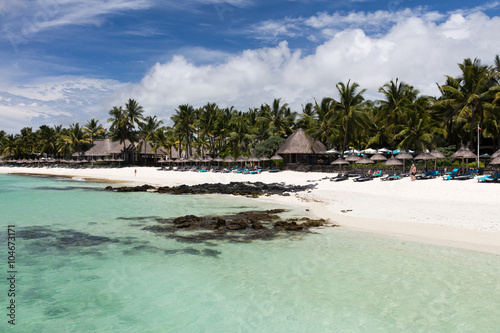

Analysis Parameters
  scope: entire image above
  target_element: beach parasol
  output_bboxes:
[491,148,500,159]
[331,157,348,171]
[414,152,436,171]
[345,155,360,162]
[378,148,392,154]
[370,153,387,162]
[450,146,477,171]
[489,156,500,165]
[356,156,374,164]
[430,149,446,170]
[224,155,235,163]
[270,154,283,168]
[384,156,403,173]
[395,149,414,172]
[479,153,491,159]
[384,156,403,166]
[362,148,378,155]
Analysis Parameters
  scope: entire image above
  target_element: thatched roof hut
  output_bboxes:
[276,128,326,164]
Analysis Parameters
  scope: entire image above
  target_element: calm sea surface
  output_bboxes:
[1,173,500,332]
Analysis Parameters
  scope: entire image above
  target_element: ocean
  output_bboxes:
[1,173,500,332]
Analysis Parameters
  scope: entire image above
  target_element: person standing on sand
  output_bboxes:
[410,164,416,181]
[134,169,137,177]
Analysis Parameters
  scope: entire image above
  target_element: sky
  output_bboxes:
[1,0,500,133]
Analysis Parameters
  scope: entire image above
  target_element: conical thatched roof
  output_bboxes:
[357,157,374,164]
[331,157,348,165]
[370,153,387,162]
[395,150,413,160]
[270,154,283,160]
[450,147,477,159]
[491,148,500,159]
[430,149,446,159]
[384,156,403,166]
[414,152,436,160]
[276,128,326,154]
[490,156,500,165]
[345,155,360,162]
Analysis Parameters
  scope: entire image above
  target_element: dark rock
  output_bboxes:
[274,221,304,231]
[226,218,249,230]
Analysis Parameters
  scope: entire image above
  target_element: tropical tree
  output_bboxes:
[64,123,90,156]
[439,58,494,150]
[84,119,106,146]
[257,98,296,138]
[332,80,368,156]
[137,115,163,164]
[171,104,196,158]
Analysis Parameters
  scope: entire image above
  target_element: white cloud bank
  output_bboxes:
[2,8,500,133]
[113,10,500,124]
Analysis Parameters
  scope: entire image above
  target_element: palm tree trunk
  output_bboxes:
[341,118,349,158]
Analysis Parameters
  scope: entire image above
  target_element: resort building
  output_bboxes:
[276,128,327,165]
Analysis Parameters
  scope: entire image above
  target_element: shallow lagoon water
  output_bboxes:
[1,174,500,332]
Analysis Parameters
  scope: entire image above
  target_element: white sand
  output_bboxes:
[2,166,499,254]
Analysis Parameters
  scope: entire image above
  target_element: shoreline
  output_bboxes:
[2,166,500,255]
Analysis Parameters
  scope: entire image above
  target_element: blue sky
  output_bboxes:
[1,0,500,133]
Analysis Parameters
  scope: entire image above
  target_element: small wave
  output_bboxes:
[72,177,86,182]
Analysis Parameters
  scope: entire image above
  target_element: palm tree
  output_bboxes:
[64,123,90,156]
[137,116,163,164]
[333,80,368,156]
[172,104,196,158]
[257,98,296,138]
[84,119,106,146]
[124,99,145,162]
[108,106,130,161]
[394,97,445,151]
[440,58,493,150]
[2,134,19,158]
[376,79,418,148]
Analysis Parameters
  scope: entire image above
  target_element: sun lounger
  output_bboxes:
[269,169,280,173]
[372,170,383,177]
[477,173,500,183]
[353,174,373,182]
[331,173,349,182]
[418,170,439,179]
[249,169,261,174]
[381,172,401,181]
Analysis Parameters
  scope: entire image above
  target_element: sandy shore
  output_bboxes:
[2,166,499,254]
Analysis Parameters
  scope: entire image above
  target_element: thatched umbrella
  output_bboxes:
[270,154,283,168]
[384,156,403,173]
[331,157,348,171]
[370,153,387,162]
[414,152,436,171]
[395,149,414,172]
[430,149,446,170]
[489,156,500,165]
[212,156,223,168]
[345,155,360,162]
[384,156,403,166]
[491,148,500,159]
[450,146,477,171]
[357,156,374,165]
[224,155,235,162]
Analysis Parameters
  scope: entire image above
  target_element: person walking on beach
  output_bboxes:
[134,169,137,177]
[410,164,416,181]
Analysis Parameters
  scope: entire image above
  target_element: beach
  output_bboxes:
[1,166,499,255]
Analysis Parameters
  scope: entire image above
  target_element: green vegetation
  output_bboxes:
[1,56,499,163]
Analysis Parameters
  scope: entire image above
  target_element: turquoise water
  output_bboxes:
[1,174,500,332]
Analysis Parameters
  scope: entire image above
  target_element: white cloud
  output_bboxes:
[0,77,127,133]
[2,7,500,133]
[109,10,500,124]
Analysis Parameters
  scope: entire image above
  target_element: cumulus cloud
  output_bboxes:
[0,77,127,133]
[111,10,500,124]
